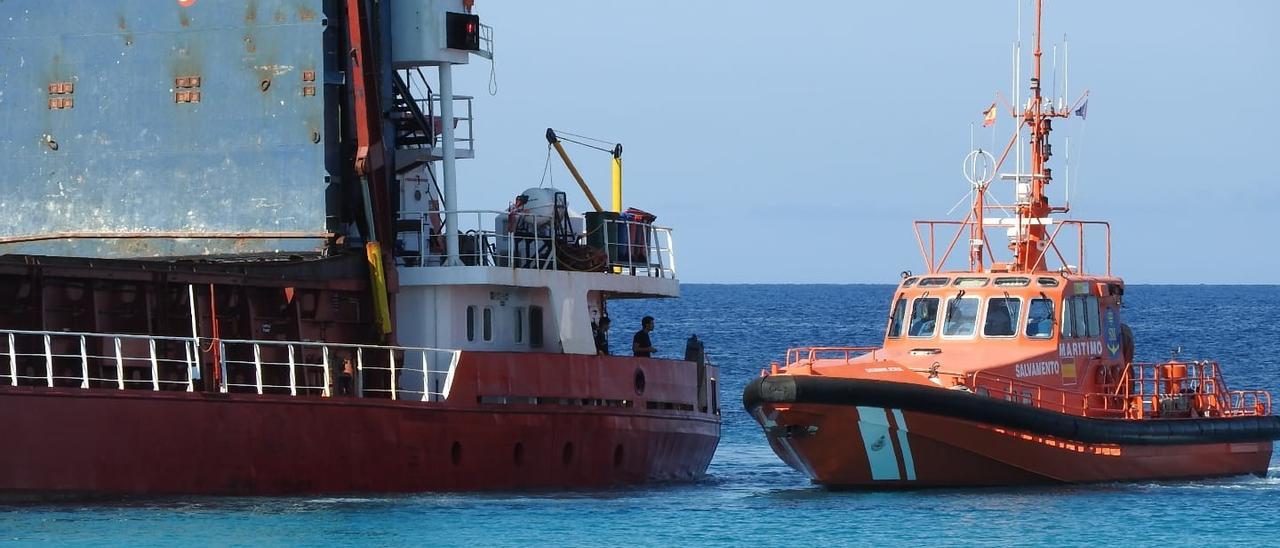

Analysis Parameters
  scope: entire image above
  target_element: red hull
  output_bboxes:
[758,404,1272,488]
[0,352,721,497]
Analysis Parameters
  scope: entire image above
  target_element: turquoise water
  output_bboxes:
[3,285,1279,546]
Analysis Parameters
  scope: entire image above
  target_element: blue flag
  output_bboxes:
[1074,100,1088,120]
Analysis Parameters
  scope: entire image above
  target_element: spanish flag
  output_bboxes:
[982,103,998,127]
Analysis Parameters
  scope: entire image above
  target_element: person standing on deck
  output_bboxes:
[594,316,611,356]
[339,355,355,396]
[632,316,656,358]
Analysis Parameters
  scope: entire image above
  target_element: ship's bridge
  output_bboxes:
[391,196,678,356]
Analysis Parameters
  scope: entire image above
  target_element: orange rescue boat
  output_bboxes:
[743,0,1280,488]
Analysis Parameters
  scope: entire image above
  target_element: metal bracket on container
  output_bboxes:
[48,81,74,110]
[174,75,202,104]
[302,70,316,97]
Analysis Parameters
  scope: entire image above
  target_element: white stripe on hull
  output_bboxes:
[855,406,901,480]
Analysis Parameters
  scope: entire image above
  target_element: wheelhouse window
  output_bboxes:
[953,277,989,288]
[529,306,544,348]
[907,297,940,337]
[514,308,525,343]
[1026,298,1055,339]
[1085,296,1101,337]
[1037,277,1060,287]
[994,277,1030,287]
[918,277,950,288]
[482,307,494,342]
[887,296,907,338]
[902,277,918,288]
[942,297,980,337]
[1072,297,1088,338]
[983,297,1021,337]
[466,305,477,342]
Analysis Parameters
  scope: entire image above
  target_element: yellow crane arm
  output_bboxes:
[546,128,615,213]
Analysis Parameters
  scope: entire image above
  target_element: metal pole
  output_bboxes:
[183,342,194,392]
[187,284,201,384]
[149,338,160,391]
[287,344,298,397]
[356,347,365,398]
[611,153,623,213]
[114,338,125,390]
[7,333,16,386]
[79,335,89,389]
[218,341,228,394]
[253,343,264,395]
[322,346,332,397]
[43,334,53,388]
[427,350,437,402]
[389,349,398,401]
[440,63,462,266]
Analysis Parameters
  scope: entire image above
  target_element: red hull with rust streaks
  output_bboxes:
[0,351,720,497]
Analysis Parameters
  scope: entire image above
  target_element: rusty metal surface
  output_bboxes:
[0,0,337,259]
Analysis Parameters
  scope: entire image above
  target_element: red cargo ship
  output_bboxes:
[0,0,719,497]
[743,0,1279,488]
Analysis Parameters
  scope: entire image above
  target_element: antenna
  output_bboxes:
[1052,44,1058,111]
[1064,34,1069,114]
[1065,135,1070,211]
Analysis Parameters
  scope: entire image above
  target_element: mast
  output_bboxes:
[1015,0,1050,271]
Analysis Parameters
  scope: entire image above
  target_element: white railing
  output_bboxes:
[396,209,677,279]
[423,93,474,154]
[217,339,460,402]
[0,328,462,402]
[1,329,197,391]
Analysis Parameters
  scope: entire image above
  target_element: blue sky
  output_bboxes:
[450,1,1280,283]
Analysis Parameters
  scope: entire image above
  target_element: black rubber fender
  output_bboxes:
[743,375,1280,446]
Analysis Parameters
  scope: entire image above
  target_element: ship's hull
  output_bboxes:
[0,352,721,498]
[754,403,1271,488]
[746,376,1276,488]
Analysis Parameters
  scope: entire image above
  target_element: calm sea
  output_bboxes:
[3,285,1278,546]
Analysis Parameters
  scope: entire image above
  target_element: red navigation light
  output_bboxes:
[446,12,481,51]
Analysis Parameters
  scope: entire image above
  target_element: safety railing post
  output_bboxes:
[7,333,16,386]
[148,338,160,391]
[356,347,365,398]
[322,345,332,397]
[666,227,678,278]
[424,353,435,399]
[549,223,557,271]
[183,342,195,392]
[389,348,398,401]
[253,343,264,395]
[113,337,125,389]
[287,344,298,397]
[218,340,229,394]
[43,334,54,388]
[79,335,90,389]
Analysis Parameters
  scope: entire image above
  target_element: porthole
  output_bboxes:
[634,368,646,396]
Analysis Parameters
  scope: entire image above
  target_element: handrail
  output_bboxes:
[969,360,1272,418]
[913,217,1112,276]
[2,328,198,392]
[395,208,677,279]
[0,329,463,403]
[784,346,880,368]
